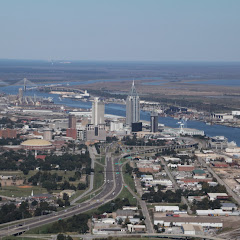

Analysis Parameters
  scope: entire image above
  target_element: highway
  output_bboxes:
[0,140,199,238]
[0,149,123,238]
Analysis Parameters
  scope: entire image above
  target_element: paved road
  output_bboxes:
[25,233,224,240]
[121,161,154,234]
[198,157,240,205]
[0,149,123,238]
[0,141,198,238]
[160,158,192,214]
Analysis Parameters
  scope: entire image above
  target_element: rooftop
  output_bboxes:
[21,139,52,147]
[155,216,223,223]
[221,203,237,208]
[207,193,228,197]
[193,169,206,175]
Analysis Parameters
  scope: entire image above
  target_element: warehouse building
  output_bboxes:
[154,216,223,228]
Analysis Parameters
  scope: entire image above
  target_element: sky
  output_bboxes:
[0,0,239,61]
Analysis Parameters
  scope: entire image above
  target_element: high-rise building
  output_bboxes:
[18,88,23,100]
[43,128,52,141]
[126,81,140,126]
[85,124,106,141]
[68,114,77,129]
[91,97,105,125]
[150,112,158,132]
[66,128,77,140]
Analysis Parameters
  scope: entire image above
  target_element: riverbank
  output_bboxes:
[1,81,240,146]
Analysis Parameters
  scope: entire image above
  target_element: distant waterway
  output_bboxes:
[183,79,240,87]
[143,79,240,87]
[1,82,240,146]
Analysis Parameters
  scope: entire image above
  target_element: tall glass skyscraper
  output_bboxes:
[91,97,105,125]
[126,81,140,126]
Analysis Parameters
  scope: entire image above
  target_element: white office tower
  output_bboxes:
[91,97,105,125]
[126,80,140,126]
[110,121,124,131]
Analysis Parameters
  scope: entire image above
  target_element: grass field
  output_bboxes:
[0,170,87,198]
[0,185,50,198]
[76,188,102,204]
[117,186,137,205]
[4,237,46,240]
[96,155,105,165]
[24,221,54,235]
[122,164,136,192]
[93,162,104,190]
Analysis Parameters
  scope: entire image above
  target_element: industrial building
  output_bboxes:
[154,216,223,228]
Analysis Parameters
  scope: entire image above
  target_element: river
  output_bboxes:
[1,81,240,146]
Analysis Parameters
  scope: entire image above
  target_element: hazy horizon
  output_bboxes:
[1,0,240,61]
[1,58,240,64]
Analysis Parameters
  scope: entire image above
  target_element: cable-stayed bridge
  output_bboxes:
[0,78,38,90]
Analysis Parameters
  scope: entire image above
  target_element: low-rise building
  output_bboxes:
[92,223,126,235]
[127,224,146,233]
[182,224,203,235]
[122,206,138,211]
[221,203,237,211]
[188,196,207,203]
[101,218,116,224]
[145,179,173,187]
[181,178,212,183]
[155,206,179,212]
[137,162,161,173]
[116,209,135,220]
[192,169,206,179]
[141,175,153,182]
[196,209,239,216]
[0,128,17,139]
[209,136,228,150]
[164,157,181,162]
[207,193,229,201]
[212,162,229,168]
[211,113,233,122]
[154,216,223,228]
[178,165,195,172]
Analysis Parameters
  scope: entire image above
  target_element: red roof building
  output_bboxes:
[66,128,77,140]
[212,162,229,168]
[36,155,46,160]
[178,165,195,171]
[0,128,17,139]
[182,178,212,183]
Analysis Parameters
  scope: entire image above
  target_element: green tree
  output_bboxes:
[57,234,65,240]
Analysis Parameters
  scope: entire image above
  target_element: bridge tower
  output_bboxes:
[23,78,27,91]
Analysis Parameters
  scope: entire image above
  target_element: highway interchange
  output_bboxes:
[1,138,226,239]
[0,146,123,238]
